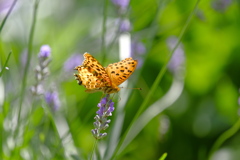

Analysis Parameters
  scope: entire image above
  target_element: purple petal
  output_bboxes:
[212,0,232,12]
[131,42,146,56]
[111,0,129,9]
[108,102,115,112]
[119,19,131,32]
[166,36,185,73]
[45,91,60,111]
[100,97,108,105]
[96,106,104,116]
[39,45,51,58]
[64,53,83,72]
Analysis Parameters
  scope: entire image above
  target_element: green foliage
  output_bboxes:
[1,0,240,160]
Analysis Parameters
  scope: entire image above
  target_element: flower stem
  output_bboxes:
[45,106,65,158]
[0,0,18,34]
[17,0,40,123]
[90,139,98,160]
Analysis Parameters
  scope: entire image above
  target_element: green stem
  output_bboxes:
[17,0,40,123]
[90,139,98,160]
[46,108,65,158]
[0,51,12,77]
[101,0,109,65]
[208,118,240,159]
[0,0,18,34]
[113,0,201,157]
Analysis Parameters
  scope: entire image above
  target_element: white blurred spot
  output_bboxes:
[159,115,170,140]
[7,137,15,149]
[211,148,233,160]
[119,33,131,60]
[20,149,31,160]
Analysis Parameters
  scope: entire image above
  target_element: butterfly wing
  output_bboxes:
[74,66,108,93]
[82,53,111,84]
[106,57,138,86]
[74,53,112,93]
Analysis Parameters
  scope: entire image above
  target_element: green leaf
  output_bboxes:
[159,153,168,160]
[31,107,44,126]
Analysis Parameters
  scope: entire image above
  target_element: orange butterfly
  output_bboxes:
[74,53,138,94]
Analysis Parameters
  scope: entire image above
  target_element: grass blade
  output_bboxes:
[114,0,201,157]
[0,0,18,34]
[0,51,12,77]
[17,0,40,123]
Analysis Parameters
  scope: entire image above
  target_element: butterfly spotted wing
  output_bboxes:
[82,53,111,84]
[105,57,138,86]
[74,67,100,92]
[74,53,111,93]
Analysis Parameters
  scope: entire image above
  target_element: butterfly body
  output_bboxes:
[74,53,137,94]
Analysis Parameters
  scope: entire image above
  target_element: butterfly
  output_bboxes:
[74,53,138,94]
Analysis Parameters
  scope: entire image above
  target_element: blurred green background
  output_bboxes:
[0,0,240,160]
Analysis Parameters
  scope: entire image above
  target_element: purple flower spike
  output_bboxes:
[31,45,52,96]
[131,41,146,68]
[119,19,131,32]
[111,0,130,10]
[131,42,146,56]
[108,101,115,112]
[167,36,185,74]
[100,97,108,106]
[64,53,83,72]
[39,45,51,58]
[212,0,232,12]
[96,106,105,116]
[45,91,60,111]
[92,94,115,139]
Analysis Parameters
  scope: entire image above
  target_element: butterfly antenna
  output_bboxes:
[119,87,142,91]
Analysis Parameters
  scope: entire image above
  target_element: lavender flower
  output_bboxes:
[31,45,51,95]
[64,53,83,72]
[39,45,51,58]
[119,19,131,33]
[212,0,232,12]
[130,41,146,68]
[131,41,146,56]
[166,36,185,74]
[0,0,12,14]
[45,91,60,111]
[31,84,44,95]
[111,0,130,10]
[91,94,115,139]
